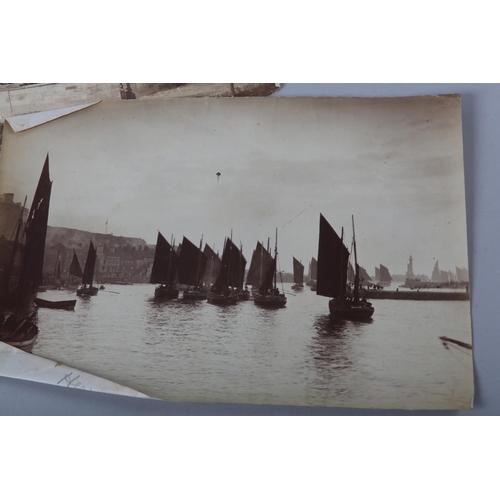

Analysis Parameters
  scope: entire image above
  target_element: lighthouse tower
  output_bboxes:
[406,255,414,279]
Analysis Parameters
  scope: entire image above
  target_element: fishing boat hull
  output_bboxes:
[35,298,76,310]
[328,298,374,320]
[0,317,39,353]
[253,293,287,308]
[291,284,304,291]
[183,290,207,301]
[154,286,179,299]
[238,290,251,301]
[2,334,38,353]
[76,286,99,296]
[207,291,238,305]
[310,283,317,291]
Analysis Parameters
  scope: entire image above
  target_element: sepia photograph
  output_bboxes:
[0,95,473,409]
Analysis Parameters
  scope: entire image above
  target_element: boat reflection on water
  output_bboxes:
[308,314,372,398]
[313,314,373,337]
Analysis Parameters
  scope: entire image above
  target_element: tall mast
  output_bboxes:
[53,250,60,278]
[340,227,344,298]
[259,242,263,287]
[228,229,233,291]
[274,228,278,290]
[166,235,174,285]
[239,242,243,290]
[196,235,203,286]
[4,196,27,290]
[352,215,359,303]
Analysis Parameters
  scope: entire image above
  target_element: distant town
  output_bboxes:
[0,192,468,285]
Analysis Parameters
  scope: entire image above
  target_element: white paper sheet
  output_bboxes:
[0,342,149,397]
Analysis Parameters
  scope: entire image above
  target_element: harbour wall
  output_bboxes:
[360,289,470,301]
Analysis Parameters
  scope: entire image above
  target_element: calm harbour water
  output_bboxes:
[32,283,473,409]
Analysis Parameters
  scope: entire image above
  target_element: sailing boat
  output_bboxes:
[307,257,318,289]
[69,249,83,279]
[68,248,83,289]
[46,251,62,289]
[34,249,77,309]
[316,214,374,320]
[202,244,221,289]
[151,232,179,299]
[76,242,98,296]
[207,236,242,305]
[246,241,273,298]
[237,244,250,300]
[359,266,372,285]
[378,264,392,287]
[0,155,52,352]
[253,229,287,308]
[179,236,208,300]
[291,257,304,290]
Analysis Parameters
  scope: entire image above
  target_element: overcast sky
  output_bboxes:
[0,96,468,276]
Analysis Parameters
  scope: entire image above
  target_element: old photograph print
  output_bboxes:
[0,96,473,409]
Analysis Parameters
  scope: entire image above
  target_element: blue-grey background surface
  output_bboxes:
[0,83,496,415]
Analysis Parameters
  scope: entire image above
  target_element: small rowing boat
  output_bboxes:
[35,298,76,310]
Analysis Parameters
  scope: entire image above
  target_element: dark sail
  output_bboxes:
[178,237,207,286]
[69,250,83,278]
[246,242,270,287]
[375,267,380,281]
[203,244,221,285]
[380,264,392,283]
[359,266,371,283]
[1,201,25,292]
[246,247,260,287]
[228,240,245,288]
[213,238,243,292]
[260,256,276,293]
[55,260,61,280]
[316,214,349,299]
[261,245,274,286]
[81,242,97,285]
[150,232,177,284]
[237,247,247,289]
[19,154,52,292]
[292,257,304,284]
[310,257,318,281]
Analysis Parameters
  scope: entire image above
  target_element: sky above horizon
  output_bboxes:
[0,96,468,277]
